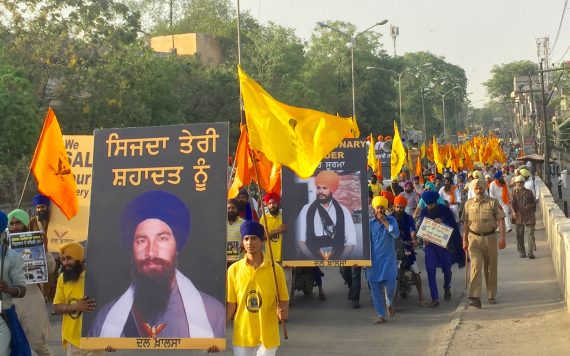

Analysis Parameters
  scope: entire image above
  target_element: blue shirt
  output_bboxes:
[366,215,400,282]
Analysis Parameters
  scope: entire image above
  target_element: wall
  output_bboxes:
[537,177,570,312]
[149,33,222,65]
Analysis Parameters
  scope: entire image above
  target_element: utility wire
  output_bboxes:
[557,43,570,62]
[551,0,568,58]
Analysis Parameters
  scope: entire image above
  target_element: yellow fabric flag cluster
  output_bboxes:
[432,136,444,173]
[238,65,358,179]
[425,134,507,172]
[390,121,406,180]
[30,108,78,219]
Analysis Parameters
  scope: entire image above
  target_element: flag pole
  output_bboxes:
[248,147,288,340]
[16,169,32,208]
[236,2,286,337]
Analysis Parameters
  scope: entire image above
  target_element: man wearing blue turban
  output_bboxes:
[418,191,465,308]
[89,190,225,339]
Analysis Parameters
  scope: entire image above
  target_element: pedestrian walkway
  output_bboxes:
[443,212,570,355]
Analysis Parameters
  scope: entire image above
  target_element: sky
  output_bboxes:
[237,0,569,108]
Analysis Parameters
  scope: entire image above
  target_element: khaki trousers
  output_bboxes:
[468,234,498,300]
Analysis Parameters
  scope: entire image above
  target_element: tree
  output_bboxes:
[484,60,537,101]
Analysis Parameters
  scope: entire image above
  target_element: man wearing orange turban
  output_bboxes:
[296,170,357,261]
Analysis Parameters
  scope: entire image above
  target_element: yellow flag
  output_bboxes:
[420,143,426,159]
[390,121,406,180]
[432,136,444,173]
[367,134,377,172]
[238,65,356,178]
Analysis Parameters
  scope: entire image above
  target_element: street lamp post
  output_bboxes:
[442,85,461,138]
[318,20,388,121]
[367,63,432,132]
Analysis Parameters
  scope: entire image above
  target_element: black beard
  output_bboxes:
[393,210,404,220]
[269,207,280,216]
[38,211,50,221]
[317,194,333,204]
[132,259,176,320]
[227,211,238,221]
[62,261,84,283]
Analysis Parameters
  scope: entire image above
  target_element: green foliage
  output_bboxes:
[0,56,40,165]
[0,0,472,204]
[484,60,537,101]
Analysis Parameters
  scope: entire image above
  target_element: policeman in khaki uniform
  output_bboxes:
[461,178,506,308]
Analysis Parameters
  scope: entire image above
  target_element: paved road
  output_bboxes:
[44,204,570,355]
[46,250,466,355]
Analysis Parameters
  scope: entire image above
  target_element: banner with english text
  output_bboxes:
[47,135,93,252]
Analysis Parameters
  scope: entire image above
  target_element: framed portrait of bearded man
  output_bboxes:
[81,123,228,350]
[281,138,371,267]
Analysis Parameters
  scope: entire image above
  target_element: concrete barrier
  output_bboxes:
[536,177,570,312]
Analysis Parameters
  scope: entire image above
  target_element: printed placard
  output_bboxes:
[9,231,48,284]
[416,217,453,248]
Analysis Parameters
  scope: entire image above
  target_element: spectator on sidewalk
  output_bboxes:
[511,176,537,259]
[559,167,567,190]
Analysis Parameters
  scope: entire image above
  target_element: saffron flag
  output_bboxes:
[238,65,357,179]
[367,134,377,172]
[390,121,406,180]
[415,156,424,184]
[30,108,78,219]
[228,124,277,198]
[432,136,444,174]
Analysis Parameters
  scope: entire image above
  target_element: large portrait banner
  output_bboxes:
[81,123,228,350]
[48,135,94,252]
[281,139,371,267]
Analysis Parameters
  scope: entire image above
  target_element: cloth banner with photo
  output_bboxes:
[81,123,228,350]
[281,138,371,267]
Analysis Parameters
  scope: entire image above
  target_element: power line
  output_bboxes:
[550,0,568,58]
[557,43,570,62]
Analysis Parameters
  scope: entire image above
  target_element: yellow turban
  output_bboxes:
[472,170,483,179]
[60,243,84,262]
[371,196,388,209]
[514,175,525,183]
[315,170,340,192]
[520,168,531,177]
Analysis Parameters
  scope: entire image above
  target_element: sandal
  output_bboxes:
[374,316,386,324]
[387,305,395,317]
[428,300,440,308]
